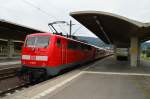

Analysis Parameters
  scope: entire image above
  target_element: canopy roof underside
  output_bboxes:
[70,11,150,47]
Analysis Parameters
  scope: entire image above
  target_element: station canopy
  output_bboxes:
[70,11,150,47]
[0,19,43,41]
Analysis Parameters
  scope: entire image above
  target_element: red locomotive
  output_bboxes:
[19,33,107,82]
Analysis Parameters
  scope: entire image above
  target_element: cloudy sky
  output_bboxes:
[0,0,150,37]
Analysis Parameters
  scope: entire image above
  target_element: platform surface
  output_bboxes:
[41,56,150,99]
[43,73,148,99]
[3,56,150,99]
[0,59,21,70]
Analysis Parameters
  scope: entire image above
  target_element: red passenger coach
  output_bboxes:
[19,33,106,82]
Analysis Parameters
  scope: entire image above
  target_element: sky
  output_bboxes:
[0,0,150,37]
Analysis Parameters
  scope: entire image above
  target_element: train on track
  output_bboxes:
[18,33,109,82]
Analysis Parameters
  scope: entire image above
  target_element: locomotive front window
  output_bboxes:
[36,36,50,48]
[25,36,50,48]
[25,36,36,47]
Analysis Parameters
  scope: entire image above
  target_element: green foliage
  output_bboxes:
[142,50,146,54]
[146,47,150,57]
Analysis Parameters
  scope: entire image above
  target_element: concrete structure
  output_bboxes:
[0,19,43,40]
[70,11,150,67]
[130,37,140,67]
[7,40,14,58]
[0,19,44,58]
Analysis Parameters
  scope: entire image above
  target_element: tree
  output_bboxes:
[146,47,150,57]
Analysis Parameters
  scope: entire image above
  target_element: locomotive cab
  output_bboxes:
[20,33,51,81]
[22,34,50,67]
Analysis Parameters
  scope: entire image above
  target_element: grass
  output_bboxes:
[141,53,150,61]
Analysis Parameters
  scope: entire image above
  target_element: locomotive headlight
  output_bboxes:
[36,56,48,61]
[22,55,30,60]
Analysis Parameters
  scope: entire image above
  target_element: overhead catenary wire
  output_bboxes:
[22,0,68,34]
[72,26,82,36]
[22,0,55,19]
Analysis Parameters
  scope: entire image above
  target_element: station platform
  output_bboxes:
[0,57,21,69]
[0,56,20,62]
[3,56,150,99]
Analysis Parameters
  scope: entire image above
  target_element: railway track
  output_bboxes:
[0,67,20,80]
[0,83,29,97]
[0,66,27,97]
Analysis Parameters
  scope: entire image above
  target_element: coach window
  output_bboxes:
[81,44,85,50]
[68,42,77,50]
[57,39,61,47]
[68,42,73,49]
[77,43,82,50]
[84,45,88,51]
[87,46,92,51]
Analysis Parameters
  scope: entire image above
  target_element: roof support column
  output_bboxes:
[113,45,117,59]
[7,39,14,58]
[130,37,140,67]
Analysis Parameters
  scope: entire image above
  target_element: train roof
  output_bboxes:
[27,33,52,36]
[27,32,105,49]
